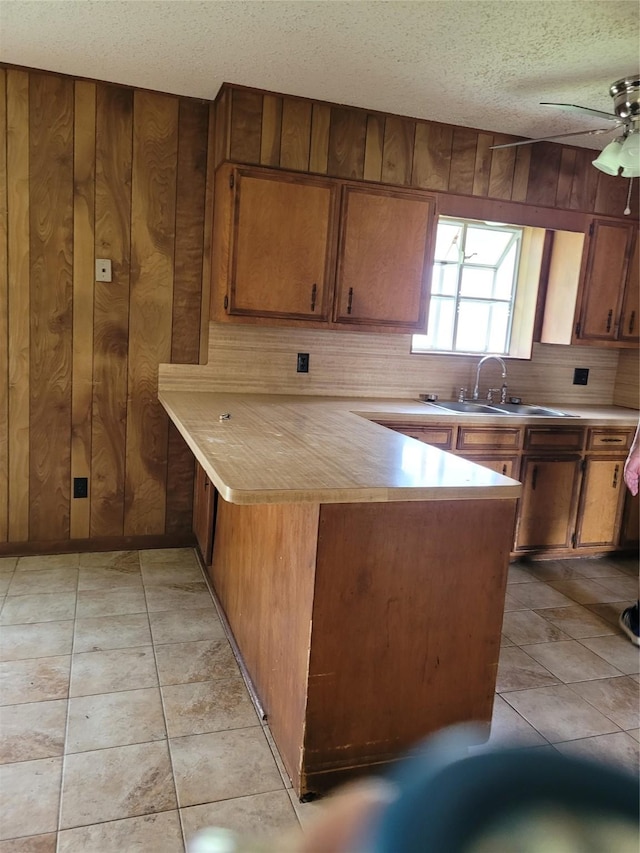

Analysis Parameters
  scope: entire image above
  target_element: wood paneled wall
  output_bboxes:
[0,67,210,547]
[214,84,638,219]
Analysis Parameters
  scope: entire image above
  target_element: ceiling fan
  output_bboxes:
[490,75,640,180]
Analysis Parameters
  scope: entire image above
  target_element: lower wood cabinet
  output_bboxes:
[575,456,627,548]
[515,456,582,551]
[620,491,640,549]
[193,463,216,567]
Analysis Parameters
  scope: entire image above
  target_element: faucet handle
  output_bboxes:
[457,387,468,403]
[500,383,508,404]
[486,388,501,403]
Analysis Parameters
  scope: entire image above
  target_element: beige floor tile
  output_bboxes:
[0,576,13,596]
[17,554,79,571]
[139,548,199,567]
[57,811,183,853]
[0,699,67,763]
[77,567,143,592]
[593,574,639,600]
[181,790,298,845]
[79,551,140,569]
[533,605,616,639]
[500,634,514,647]
[0,656,70,706]
[628,728,640,742]
[520,560,585,582]
[144,582,213,613]
[170,728,283,807]
[66,688,166,752]
[263,724,293,789]
[611,557,640,578]
[0,757,62,840]
[585,600,635,627]
[0,833,57,852]
[0,557,18,571]
[554,731,640,776]
[502,592,528,612]
[0,620,74,662]
[155,638,238,685]
[60,741,176,829]
[75,589,146,618]
[73,613,151,653]
[0,593,76,625]
[501,610,570,645]
[141,563,205,586]
[495,646,559,693]
[70,647,158,697]
[569,557,636,579]
[501,684,620,743]
[521,640,623,683]
[477,695,548,750]
[506,564,538,584]
[7,567,78,596]
[506,582,575,610]
[162,677,258,738]
[568,676,640,731]
[546,578,629,605]
[579,635,640,675]
[286,788,324,827]
[149,608,226,645]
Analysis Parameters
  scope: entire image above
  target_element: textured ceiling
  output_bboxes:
[1,0,638,150]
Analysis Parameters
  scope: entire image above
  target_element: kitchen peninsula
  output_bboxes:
[160,390,521,796]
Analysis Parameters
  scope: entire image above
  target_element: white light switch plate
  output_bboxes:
[95,259,112,282]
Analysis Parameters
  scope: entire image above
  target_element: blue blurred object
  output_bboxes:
[358,726,640,852]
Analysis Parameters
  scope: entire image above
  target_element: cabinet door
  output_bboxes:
[333,185,436,329]
[619,492,639,549]
[230,170,338,320]
[193,463,216,567]
[575,457,626,548]
[516,457,581,550]
[577,220,634,342]
[618,231,639,343]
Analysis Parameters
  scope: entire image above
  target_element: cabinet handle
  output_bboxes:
[310,283,317,312]
[531,465,538,490]
[606,309,613,332]
[502,464,507,476]
[347,287,354,315]
[629,311,636,334]
[600,437,623,443]
[204,479,209,490]
[612,464,619,488]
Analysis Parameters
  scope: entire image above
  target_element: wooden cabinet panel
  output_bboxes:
[516,456,581,550]
[575,457,626,548]
[620,492,639,549]
[333,185,435,329]
[230,169,337,319]
[193,463,216,566]
[464,455,519,479]
[619,231,639,343]
[587,428,633,452]
[382,423,454,449]
[578,220,635,342]
[457,427,522,452]
[524,427,585,452]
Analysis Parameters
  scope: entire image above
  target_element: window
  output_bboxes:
[412,217,545,359]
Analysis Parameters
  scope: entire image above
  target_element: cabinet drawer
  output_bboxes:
[524,427,585,452]
[587,428,633,452]
[461,454,520,479]
[388,424,454,449]
[457,427,522,452]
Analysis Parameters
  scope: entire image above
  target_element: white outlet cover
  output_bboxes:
[95,258,112,282]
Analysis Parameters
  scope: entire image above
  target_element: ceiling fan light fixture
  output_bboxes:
[618,128,640,169]
[592,138,623,175]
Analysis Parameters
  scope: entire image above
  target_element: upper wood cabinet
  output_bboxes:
[211,164,437,333]
[576,220,638,345]
[333,185,435,329]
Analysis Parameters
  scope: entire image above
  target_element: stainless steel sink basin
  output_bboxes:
[487,403,578,417]
[420,400,578,417]
[424,401,505,414]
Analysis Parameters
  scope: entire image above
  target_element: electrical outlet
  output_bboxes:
[573,367,589,385]
[297,353,309,373]
[95,259,112,282]
[73,477,88,499]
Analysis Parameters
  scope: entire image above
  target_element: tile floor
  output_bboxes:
[0,547,638,851]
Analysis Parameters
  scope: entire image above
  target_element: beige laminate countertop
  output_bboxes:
[159,392,637,506]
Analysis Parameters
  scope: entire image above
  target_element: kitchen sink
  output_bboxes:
[420,400,578,417]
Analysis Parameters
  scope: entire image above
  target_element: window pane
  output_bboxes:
[434,223,462,262]
[487,303,510,353]
[455,301,491,352]
[432,262,458,296]
[494,242,518,300]
[464,227,513,265]
[460,266,495,298]
[425,296,455,350]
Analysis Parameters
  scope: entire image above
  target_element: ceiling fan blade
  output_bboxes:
[490,127,618,150]
[540,102,620,122]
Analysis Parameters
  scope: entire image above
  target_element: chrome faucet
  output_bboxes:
[472,355,507,401]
